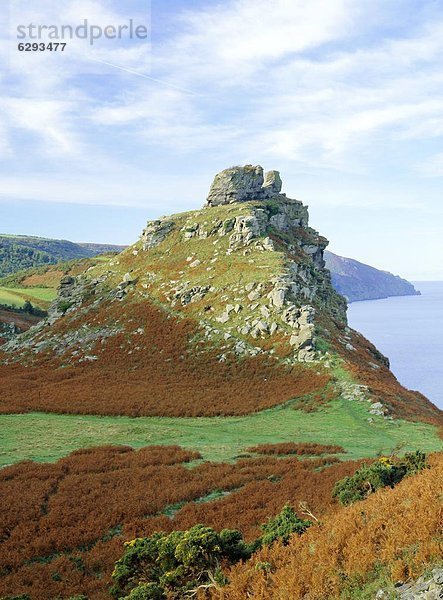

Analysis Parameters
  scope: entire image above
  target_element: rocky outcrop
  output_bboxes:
[229,211,268,249]
[205,165,285,207]
[46,275,94,323]
[0,321,20,341]
[141,219,174,250]
[377,568,443,599]
[171,284,211,306]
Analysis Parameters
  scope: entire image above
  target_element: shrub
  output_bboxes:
[111,525,252,599]
[333,452,428,505]
[260,504,312,546]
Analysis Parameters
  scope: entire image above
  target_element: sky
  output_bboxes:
[1,0,443,280]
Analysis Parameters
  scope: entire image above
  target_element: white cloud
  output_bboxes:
[2,0,443,208]
[415,152,443,177]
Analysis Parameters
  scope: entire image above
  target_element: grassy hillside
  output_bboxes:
[0,285,56,309]
[0,255,115,312]
[0,233,124,277]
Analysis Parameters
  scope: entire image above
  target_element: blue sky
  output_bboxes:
[1,0,443,279]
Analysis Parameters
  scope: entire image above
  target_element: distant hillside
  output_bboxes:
[0,234,125,277]
[77,242,127,254]
[325,250,420,303]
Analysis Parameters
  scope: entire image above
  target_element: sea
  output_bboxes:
[347,281,443,410]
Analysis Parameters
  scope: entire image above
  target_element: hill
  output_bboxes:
[0,233,125,278]
[1,164,440,423]
[0,165,441,599]
[325,250,420,303]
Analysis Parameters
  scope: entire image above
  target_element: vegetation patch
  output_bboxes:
[332,450,429,505]
[217,452,443,600]
[246,442,345,457]
[0,444,364,599]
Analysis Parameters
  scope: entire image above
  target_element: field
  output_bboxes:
[1,398,441,467]
[0,254,114,310]
[0,285,56,309]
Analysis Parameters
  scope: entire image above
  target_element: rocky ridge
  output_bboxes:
[138,165,345,361]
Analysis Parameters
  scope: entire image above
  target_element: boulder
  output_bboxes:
[141,219,174,250]
[262,170,282,195]
[206,165,265,206]
[205,165,285,207]
[269,287,287,308]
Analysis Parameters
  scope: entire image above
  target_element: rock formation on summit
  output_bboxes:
[205,165,283,206]
[140,165,345,360]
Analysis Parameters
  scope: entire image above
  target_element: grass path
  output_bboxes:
[1,399,441,466]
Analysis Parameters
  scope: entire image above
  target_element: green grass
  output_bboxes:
[0,286,56,308]
[1,399,441,467]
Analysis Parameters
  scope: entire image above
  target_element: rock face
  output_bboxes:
[205,165,284,207]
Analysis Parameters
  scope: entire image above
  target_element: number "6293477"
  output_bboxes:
[18,42,67,51]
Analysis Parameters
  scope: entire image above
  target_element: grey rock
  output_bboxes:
[141,218,174,250]
[261,236,274,251]
[205,165,288,207]
[229,211,267,249]
[270,322,278,335]
[260,305,271,318]
[173,285,210,306]
[248,290,261,301]
[369,401,386,416]
[205,165,265,206]
[270,287,286,308]
[433,570,443,585]
[262,170,282,195]
[217,312,230,324]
